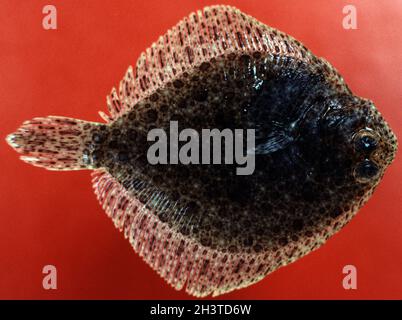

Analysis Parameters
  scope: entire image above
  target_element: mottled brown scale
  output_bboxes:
[6,5,397,297]
[87,51,393,257]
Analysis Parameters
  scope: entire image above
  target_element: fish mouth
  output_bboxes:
[363,101,398,167]
[378,117,398,167]
[388,128,398,164]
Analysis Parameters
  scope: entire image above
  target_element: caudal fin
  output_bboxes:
[6,116,103,171]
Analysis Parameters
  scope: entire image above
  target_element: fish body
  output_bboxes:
[6,6,397,297]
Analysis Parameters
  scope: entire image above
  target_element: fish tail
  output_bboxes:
[6,116,102,171]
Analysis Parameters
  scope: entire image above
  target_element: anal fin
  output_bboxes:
[91,169,277,297]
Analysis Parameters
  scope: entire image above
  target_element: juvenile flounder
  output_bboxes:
[6,5,397,297]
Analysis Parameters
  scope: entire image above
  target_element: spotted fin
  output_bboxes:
[100,5,349,122]
[6,116,101,171]
[92,169,287,297]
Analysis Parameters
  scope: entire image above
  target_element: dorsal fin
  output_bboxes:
[100,5,349,122]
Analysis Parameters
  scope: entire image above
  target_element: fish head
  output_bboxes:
[320,94,397,188]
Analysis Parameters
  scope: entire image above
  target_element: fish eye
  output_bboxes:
[354,159,379,182]
[354,131,378,154]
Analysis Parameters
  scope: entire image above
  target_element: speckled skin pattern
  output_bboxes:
[86,52,397,254]
[6,5,398,297]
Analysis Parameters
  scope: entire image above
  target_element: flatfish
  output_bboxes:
[6,5,397,297]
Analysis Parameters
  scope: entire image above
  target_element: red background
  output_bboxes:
[0,0,401,299]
